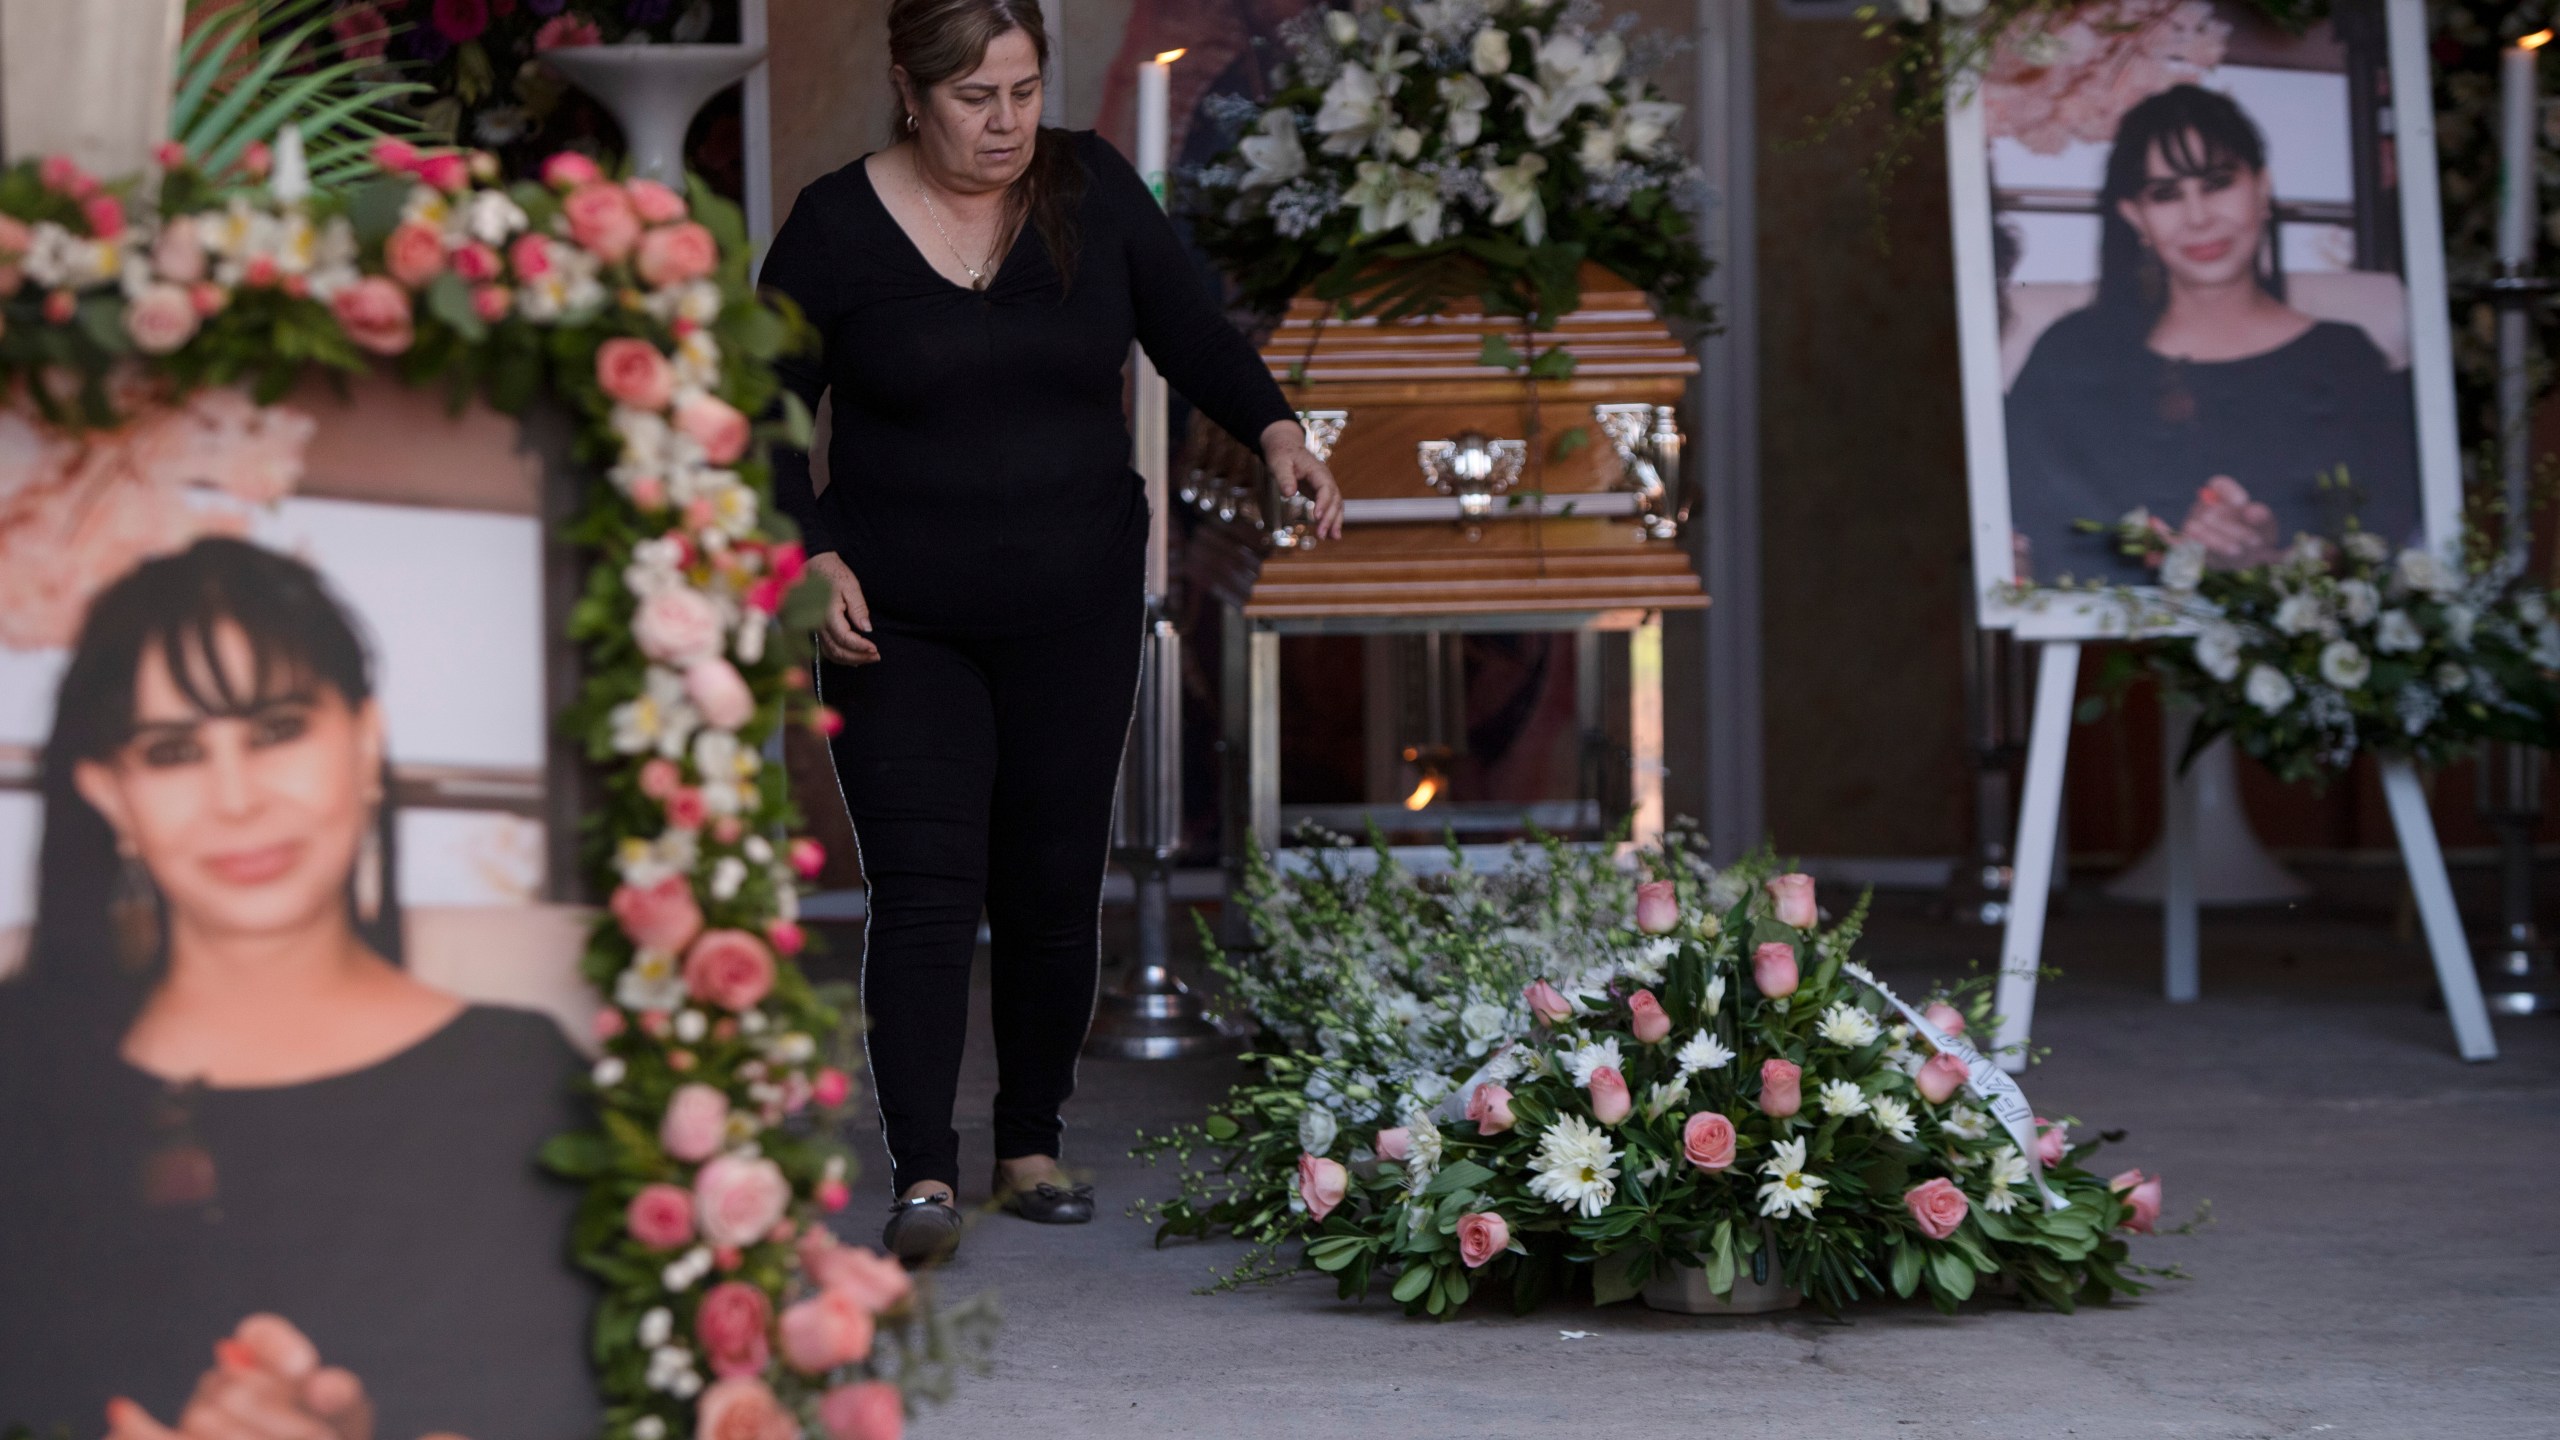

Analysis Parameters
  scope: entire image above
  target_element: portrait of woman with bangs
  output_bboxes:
[2002,81,2423,584]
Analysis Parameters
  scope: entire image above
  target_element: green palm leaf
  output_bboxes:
[169,0,433,186]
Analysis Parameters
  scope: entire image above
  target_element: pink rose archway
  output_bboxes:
[0,142,989,1434]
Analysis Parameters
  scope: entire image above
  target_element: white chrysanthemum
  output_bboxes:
[2244,664,2296,715]
[1299,1105,1338,1155]
[1563,1036,1624,1087]
[1401,1114,1445,1194]
[1816,1079,1868,1118]
[1673,1031,1734,1078]
[1869,1094,1918,1142]
[1756,1136,1827,1220]
[1941,1106,1993,1141]
[1815,1003,1880,1048]
[1526,1114,1620,1218]
[1622,935,1677,986]
[1980,1145,2031,1213]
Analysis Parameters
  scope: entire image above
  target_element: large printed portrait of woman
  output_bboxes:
[1952,0,2463,624]
[0,382,602,1435]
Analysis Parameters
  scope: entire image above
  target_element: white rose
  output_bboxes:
[2193,622,2244,681]
[2444,604,2478,650]
[2435,662,2470,693]
[1326,8,1360,46]
[2396,548,2456,596]
[2245,663,2297,714]
[2520,593,2551,626]
[1470,26,1512,75]
[2338,579,2379,625]
[1896,0,1931,18]
[2344,531,2390,563]
[1299,1105,1339,1155]
[2159,541,2205,593]
[2273,591,2329,637]
[2374,609,2424,654]
[2319,639,2370,690]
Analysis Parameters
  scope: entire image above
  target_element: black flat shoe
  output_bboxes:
[882,1192,961,1266]
[993,1166,1094,1225]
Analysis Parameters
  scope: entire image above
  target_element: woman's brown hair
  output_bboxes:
[889,0,1085,291]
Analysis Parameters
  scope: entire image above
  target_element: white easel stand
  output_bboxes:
[1990,641,2498,1070]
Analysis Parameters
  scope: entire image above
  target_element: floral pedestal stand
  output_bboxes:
[542,43,767,188]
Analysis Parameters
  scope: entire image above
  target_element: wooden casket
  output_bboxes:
[1184,263,1708,623]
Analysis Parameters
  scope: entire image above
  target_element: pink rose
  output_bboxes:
[331,3,389,61]
[686,657,756,730]
[509,232,556,280]
[564,180,641,263]
[638,220,720,288]
[430,0,488,44]
[1456,1211,1510,1269]
[686,929,778,1011]
[1634,878,1678,934]
[1466,1082,1515,1135]
[1904,1177,1969,1240]
[780,1288,876,1373]
[151,215,206,284]
[596,335,675,410]
[1915,1051,1970,1106]
[384,221,446,288]
[1765,872,1818,929]
[695,1280,773,1379]
[789,838,828,878]
[660,1082,731,1162]
[2035,1117,2068,1169]
[697,1376,799,1440]
[2110,1169,2163,1234]
[640,759,682,802]
[695,1154,791,1249]
[815,1179,850,1212]
[1588,1065,1632,1125]
[1374,1127,1411,1162]
[1752,941,1799,999]
[371,140,419,175]
[452,241,501,282]
[799,1232,913,1314]
[1681,1110,1736,1171]
[1627,989,1671,1044]
[626,1183,696,1249]
[416,153,469,194]
[594,1007,627,1041]
[611,873,704,953]
[535,14,604,50]
[122,283,200,354]
[767,919,808,956]
[83,194,126,241]
[628,178,691,224]
[39,155,93,196]
[1525,979,1572,1025]
[1296,1153,1348,1222]
[633,585,725,665]
[818,1382,905,1440]
[1758,1058,1801,1118]
[472,284,511,322]
[675,392,752,465]
[542,152,604,187]
[665,788,707,831]
[812,1067,853,1108]
[1921,1001,1967,1038]
[329,276,413,355]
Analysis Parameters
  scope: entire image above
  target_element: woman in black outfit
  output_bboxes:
[2005,84,2419,584]
[759,0,1341,1261]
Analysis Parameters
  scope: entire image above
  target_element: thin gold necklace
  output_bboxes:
[913,158,993,289]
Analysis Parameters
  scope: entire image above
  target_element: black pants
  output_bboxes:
[817,585,1143,1196]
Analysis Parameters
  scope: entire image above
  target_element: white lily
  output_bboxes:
[1440,73,1491,148]
[1238,109,1306,189]
[1483,152,1549,243]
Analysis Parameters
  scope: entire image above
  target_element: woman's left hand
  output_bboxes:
[1260,420,1345,542]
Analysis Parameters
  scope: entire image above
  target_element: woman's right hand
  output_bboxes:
[808,552,881,666]
[106,1315,378,1440]
[2179,476,2281,570]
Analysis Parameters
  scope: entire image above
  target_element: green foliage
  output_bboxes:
[172,0,434,183]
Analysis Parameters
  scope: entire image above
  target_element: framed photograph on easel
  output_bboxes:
[1942,0,2499,1064]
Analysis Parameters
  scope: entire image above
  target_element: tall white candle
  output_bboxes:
[2499,30,2550,269]
[1131,48,1185,601]
[1135,48,1184,208]
[271,122,310,207]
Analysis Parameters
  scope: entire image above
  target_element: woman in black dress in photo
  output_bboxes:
[2004,84,2420,584]
[0,539,594,1440]
[760,0,1341,1261]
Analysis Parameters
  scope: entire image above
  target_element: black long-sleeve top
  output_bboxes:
[2005,308,2422,584]
[758,130,1296,634]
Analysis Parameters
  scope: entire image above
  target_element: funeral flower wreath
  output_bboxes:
[0,140,987,1438]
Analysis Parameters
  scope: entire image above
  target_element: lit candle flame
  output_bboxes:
[1155,48,1188,64]
[1403,774,1440,811]
[2525,30,2555,50]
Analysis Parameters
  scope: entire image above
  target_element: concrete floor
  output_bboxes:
[807,868,2560,1440]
